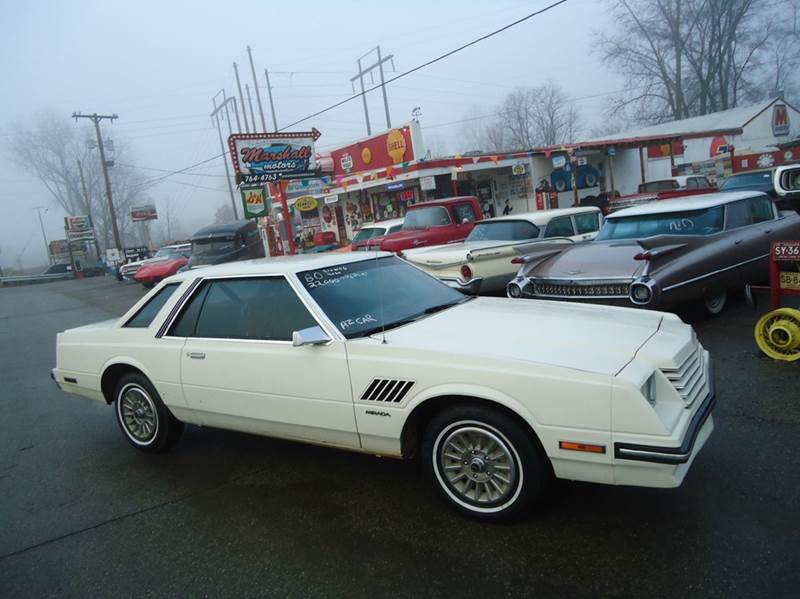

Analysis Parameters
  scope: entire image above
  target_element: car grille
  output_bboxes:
[531,278,631,299]
[660,343,708,407]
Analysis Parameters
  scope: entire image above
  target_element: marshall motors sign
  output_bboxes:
[228,129,321,185]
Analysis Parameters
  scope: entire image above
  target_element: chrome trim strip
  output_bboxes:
[662,253,770,292]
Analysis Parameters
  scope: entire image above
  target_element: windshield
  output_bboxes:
[352,227,386,242]
[640,180,679,192]
[402,206,451,229]
[720,171,773,191]
[597,206,724,240]
[466,220,539,241]
[154,247,179,258]
[192,237,236,256]
[298,256,470,339]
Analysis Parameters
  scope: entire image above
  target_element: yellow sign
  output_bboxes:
[386,129,407,164]
[294,196,319,212]
[780,271,800,290]
[361,146,372,164]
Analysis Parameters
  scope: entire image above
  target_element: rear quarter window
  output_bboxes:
[124,283,180,328]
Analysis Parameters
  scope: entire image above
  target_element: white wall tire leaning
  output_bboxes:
[114,373,183,453]
[422,405,549,521]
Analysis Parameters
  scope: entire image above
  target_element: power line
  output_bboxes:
[129,0,570,190]
[278,0,570,130]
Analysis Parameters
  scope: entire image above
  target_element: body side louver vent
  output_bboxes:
[360,379,415,403]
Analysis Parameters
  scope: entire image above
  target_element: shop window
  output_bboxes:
[124,283,180,328]
[573,212,601,234]
[181,277,317,341]
[543,217,575,238]
[453,203,478,224]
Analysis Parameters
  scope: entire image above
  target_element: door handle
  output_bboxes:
[186,352,205,359]
[734,239,743,245]
[764,229,772,235]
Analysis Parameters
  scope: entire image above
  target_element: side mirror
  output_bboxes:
[292,325,331,347]
[774,165,800,196]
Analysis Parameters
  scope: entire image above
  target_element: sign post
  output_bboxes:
[277,181,296,256]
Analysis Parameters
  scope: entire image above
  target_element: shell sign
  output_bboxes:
[294,196,319,212]
[330,124,416,177]
[386,129,407,163]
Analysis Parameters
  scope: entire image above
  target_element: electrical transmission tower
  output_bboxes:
[350,46,395,135]
[72,112,121,251]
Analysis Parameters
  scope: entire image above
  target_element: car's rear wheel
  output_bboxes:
[114,373,183,453]
[422,405,549,521]
[703,289,727,315]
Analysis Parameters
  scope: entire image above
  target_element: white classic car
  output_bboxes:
[53,253,714,520]
[402,207,602,293]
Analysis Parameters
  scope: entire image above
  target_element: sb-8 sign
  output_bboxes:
[772,241,800,261]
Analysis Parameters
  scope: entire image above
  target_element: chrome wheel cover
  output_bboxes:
[118,384,158,445]
[434,422,519,510]
[705,290,727,314]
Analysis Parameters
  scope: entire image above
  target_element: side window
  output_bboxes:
[190,277,317,341]
[452,203,478,224]
[544,216,576,238]
[573,212,600,234]
[124,283,180,328]
[168,282,210,337]
[749,196,774,223]
[697,177,711,188]
[686,178,698,188]
[389,224,403,234]
[726,200,753,229]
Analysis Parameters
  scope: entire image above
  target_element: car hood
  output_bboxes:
[404,240,510,267]
[137,257,184,273]
[378,228,442,250]
[377,297,663,375]
[523,240,646,279]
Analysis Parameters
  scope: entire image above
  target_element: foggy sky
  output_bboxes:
[0,0,618,268]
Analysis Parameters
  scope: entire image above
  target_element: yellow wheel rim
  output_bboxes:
[755,308,800,362]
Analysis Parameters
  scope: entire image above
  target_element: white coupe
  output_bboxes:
[53,253,715,520]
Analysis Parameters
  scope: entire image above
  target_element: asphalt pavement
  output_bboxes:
[0,276,798,598]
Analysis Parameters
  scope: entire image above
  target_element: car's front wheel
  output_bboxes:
[703,289,727,315]
[114,373,183,453]
[422,405,549,521]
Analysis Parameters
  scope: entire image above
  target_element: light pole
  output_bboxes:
[33,206,50,264]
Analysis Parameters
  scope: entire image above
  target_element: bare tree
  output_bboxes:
[213,203,236,224]
[7,112,150,249]
[459,82,580,152]
[601,0,800,124]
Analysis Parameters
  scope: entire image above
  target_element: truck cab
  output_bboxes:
[373,196,483,253]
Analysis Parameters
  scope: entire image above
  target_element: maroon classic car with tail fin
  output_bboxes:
[507,191,800,315]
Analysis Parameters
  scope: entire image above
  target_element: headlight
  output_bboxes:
[641,373,657,406]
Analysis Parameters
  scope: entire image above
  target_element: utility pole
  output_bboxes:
[233,62,250,133]
[264,68,278,132]
[33,206,50,264]
[245,83,257,131]
[211,94,240,219]
[350,46,395,134]
[247,46,267,132]
[72,112,121,251]
[77,159,102,260]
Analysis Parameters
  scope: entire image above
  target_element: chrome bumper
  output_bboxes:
[441,277,483,294]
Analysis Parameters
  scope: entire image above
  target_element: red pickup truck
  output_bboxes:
[369,196,483,253]
[609,175,717,212]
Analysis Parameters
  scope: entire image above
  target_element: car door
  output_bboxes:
[723,199,767,284]
[170,275,359,448]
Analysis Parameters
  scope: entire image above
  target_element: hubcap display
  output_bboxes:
[120,386,157,442]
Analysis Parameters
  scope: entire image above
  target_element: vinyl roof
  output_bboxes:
[607,191,766,218]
